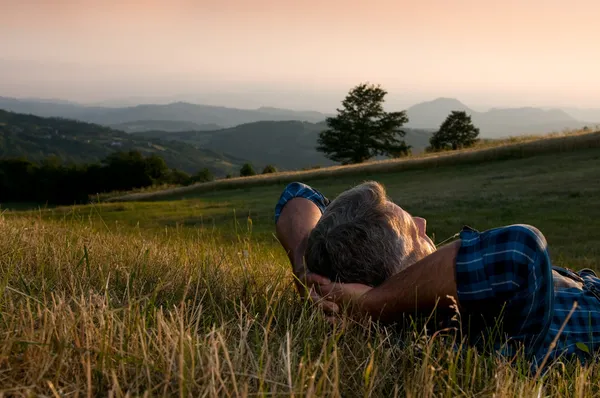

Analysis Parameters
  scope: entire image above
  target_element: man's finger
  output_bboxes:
[317,299,339,315]
[309,287,322,301]
[309,288,339,314]
[306,273,331,286]
[315,282,341,300]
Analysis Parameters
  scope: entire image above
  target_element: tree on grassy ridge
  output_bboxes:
[240,163,256,177]
[191,168,214,184]
[166,169,191,185]
[262,164,277,174]
[317,83,410,164]
[429,111,480,151]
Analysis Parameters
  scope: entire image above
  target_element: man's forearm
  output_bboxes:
[275,197,322,285]
[361,240,461,322]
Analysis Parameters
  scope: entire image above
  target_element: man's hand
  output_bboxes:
[303,273,340,316]
[314,278,372,316]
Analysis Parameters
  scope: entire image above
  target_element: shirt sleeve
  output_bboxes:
[274,182,330,223]
[455,224,554,357]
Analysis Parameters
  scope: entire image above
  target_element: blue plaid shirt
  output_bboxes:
[457,225,600,370]
[276,182,600,370]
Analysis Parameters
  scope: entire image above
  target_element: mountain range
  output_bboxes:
[1,96,598,174]
[405,98,592,136]
[1,96,597,138]
[0,97,330,130]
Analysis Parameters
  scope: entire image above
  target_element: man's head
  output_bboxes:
[305,181,435,287]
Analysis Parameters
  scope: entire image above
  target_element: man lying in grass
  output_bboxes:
[275,181,600,371]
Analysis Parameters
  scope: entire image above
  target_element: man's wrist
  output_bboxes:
[291,237,309,276]
[358,290,377,318]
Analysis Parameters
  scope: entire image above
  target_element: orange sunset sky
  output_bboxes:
[1,0,599,110]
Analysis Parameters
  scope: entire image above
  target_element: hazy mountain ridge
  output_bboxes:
[111,120,222,133]
[405,97,473,129]
[560,108,600,124]
[0,109,244,175]
[406,98,588,137]
[0,97,331,128]
[1,96,595,139]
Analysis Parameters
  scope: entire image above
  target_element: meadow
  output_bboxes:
[1,138,600,396]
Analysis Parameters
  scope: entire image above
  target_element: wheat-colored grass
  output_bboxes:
[0,215,597,396]
[109,129,600,202]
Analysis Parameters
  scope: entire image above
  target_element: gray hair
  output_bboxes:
[306,181,427,287]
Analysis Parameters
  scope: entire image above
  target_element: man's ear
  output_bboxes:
[413,217,427,237]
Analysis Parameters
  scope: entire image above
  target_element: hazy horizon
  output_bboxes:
[1,0,599,112]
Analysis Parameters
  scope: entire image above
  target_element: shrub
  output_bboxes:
[240,163,256,177]
[262,164,277,174]
[191,168,214,183]
[167,168,191,185]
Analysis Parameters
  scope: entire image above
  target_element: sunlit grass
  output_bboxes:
[1,215,597,396]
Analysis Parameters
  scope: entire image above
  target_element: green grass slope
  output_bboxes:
[3,140,600,395]
[33,141,600,268]
[0,109,244,175]
[114,129,600,203]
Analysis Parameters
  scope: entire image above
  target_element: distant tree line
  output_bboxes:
[0,151,283,205]
[0,150,216,205]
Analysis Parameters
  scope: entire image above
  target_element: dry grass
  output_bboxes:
[108,129,600,202]
[1,215,598,396]
[91,183,179,203]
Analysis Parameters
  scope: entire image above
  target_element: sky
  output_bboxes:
[1,0,599,111]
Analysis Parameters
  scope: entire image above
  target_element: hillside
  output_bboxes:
[0,110,244,175]
[110,120,222,133]
[0,97,330,128]
[406,97,473,129]
[133,120,434,170]
[406,98,587,137]
[113,129,600,202]
[556,107,600,124]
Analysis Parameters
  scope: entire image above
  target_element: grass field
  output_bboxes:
[2,143,600,396]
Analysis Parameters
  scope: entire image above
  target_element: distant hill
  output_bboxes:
[0,97,330,128]
[110,120,222,133]
[406,98,474,129]
[561,108,600,124]
[407,98,587,137]
[133,120,434,171]
[0,110,244,175]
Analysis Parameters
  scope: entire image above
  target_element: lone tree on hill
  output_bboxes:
[429,111,480,151]
[240,163,256,177]
[191,168,214,183]
[317,83,410,164]
[262,164,277,174]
